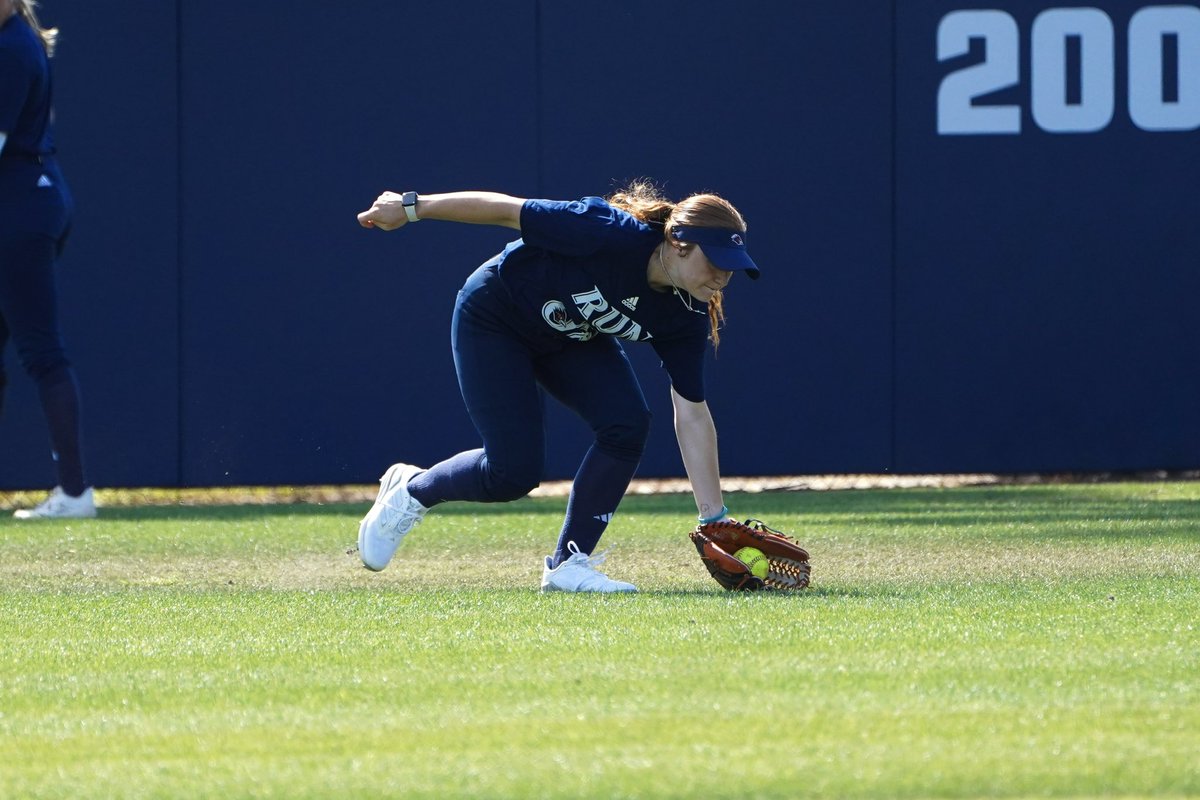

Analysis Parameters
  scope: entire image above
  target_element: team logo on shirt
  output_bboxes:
[541,300,592,339]
[572,287,652,342]
[540,288,653,342]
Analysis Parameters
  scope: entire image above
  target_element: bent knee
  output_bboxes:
[15,341,70,382]
[26,356,72,384]
[482,461,542,502]
[597,408,652,459]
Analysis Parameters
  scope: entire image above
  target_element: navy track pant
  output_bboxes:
[407,262,651,561]
[0,157,86,494]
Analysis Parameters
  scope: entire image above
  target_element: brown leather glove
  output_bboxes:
[689,518,811,591]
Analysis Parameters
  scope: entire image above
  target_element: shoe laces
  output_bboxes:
[565,540,612,572]
[35,488,68,513]
[20,487,91,518]
[378,496,424,541]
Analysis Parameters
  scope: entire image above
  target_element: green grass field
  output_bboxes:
[1,482,1198,799]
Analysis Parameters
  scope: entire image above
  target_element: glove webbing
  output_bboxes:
[744,518,811,590]
[763,557,810,590]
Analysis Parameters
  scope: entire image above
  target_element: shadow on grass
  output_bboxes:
[34,485,1200,544]
[723,486,1200,539]
[76,497,576,523]
[88,505,358,522]
[636,585,905,600]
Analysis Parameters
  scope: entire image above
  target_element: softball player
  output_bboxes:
[1,0,94,518]
[356,181,759,592]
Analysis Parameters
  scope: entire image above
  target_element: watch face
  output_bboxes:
[402,192,419,221]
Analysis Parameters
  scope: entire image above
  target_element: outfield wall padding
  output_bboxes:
[2,0,1196,489]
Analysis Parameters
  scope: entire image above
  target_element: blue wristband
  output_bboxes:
[698,505,729,524]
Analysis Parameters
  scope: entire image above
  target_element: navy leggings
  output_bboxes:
[407,263,651,563]
[0,157,86,495]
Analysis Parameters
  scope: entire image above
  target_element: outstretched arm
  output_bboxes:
[671,387,726,521]
[357,191,525,231]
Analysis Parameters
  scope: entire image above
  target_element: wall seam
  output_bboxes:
[889,0,899,473]
[534,0,544,197]
[175,0,185,489]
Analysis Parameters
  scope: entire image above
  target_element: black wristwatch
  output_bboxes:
[402,191,419,222]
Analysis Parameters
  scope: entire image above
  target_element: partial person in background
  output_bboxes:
[354,180,759,592]
[0,0,95,518]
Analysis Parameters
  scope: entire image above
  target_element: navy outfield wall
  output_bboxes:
[895,1,1200,472]
[0,2,180,489]
[0,1,1195,489]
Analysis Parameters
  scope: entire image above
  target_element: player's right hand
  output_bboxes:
[357,191,409,231]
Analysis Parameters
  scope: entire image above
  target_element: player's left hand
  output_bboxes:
[357,191,410,231]
[690,518,812,591]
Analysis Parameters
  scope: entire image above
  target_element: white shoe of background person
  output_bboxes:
[541,541,637,593]
[358,463,428,571]
[13,486,98,519]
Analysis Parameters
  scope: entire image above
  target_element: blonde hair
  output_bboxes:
[607,180,748,350]
[15,0,59,56]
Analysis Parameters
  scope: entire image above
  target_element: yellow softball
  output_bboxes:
[733,546,769,580]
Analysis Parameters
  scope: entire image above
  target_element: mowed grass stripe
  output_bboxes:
[1,483,1198,798]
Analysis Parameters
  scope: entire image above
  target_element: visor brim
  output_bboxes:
[700,246,761,280]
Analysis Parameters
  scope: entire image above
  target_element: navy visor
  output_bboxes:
[670,226,760,279]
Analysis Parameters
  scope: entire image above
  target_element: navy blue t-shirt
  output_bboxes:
[496,197,711,402]
[0,14,54,157]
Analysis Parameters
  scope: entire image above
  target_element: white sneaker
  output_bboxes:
[358,463,427,571]
[13,486,97,519]
[541,541,637,593]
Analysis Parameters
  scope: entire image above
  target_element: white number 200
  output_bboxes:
[937,5,1200,134]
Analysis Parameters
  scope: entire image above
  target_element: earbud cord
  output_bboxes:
[659,246,705,315]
